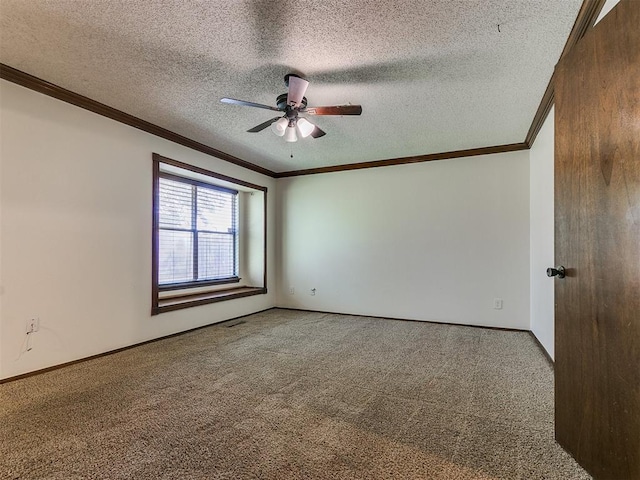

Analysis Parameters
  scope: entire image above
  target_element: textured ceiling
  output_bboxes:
[0,0,582,173]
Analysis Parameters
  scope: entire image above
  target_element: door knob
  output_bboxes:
[547,266,566,278]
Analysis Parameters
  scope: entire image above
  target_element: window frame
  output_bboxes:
[152,154,267,315]
[157,171,240,291]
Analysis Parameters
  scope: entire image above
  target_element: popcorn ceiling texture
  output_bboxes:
[0,0,581,173]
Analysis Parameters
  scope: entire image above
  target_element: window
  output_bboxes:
[152,154,267,315]
[158,174,238,288]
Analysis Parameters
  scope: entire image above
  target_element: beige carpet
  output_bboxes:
[1,309,590,479]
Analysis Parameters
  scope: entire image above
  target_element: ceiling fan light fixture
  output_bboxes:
[222,72,362,142]
[297,117,315,138]
[271,117,288,136]
[284,125,298,142]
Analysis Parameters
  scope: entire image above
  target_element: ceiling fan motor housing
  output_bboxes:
[277,93,307,112]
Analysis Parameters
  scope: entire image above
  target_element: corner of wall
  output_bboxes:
[529,106,555,360]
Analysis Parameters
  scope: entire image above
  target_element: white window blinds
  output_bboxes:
[158,175,238,287]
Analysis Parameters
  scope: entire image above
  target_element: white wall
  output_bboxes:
[277,151,531,329]
[529,108,555,359]
[595,0,621,24]
[0,80,276,380]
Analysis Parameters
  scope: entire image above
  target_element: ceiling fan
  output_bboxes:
[220,73,362,142]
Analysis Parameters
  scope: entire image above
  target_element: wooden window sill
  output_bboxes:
[153,286,266,315]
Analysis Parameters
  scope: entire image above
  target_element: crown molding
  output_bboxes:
[0,63,277,178]
[525,0,607,147]
[275,143,529,178]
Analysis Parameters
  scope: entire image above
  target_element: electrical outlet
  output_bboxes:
[26,318,40,333]
[493,298,503,310]
[289,287,295,295]
[310,288,316,296]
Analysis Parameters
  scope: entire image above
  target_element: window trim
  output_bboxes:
[158,276,240,292]
[152,153,267,315]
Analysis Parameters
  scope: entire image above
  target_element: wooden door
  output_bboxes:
[554,1,640,478]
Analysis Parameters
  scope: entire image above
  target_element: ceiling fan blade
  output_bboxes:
[287,76,309,107]
[247,117,282,133]
[220,97,281,111]
[304,105,362,116]
[310,126,326,138]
